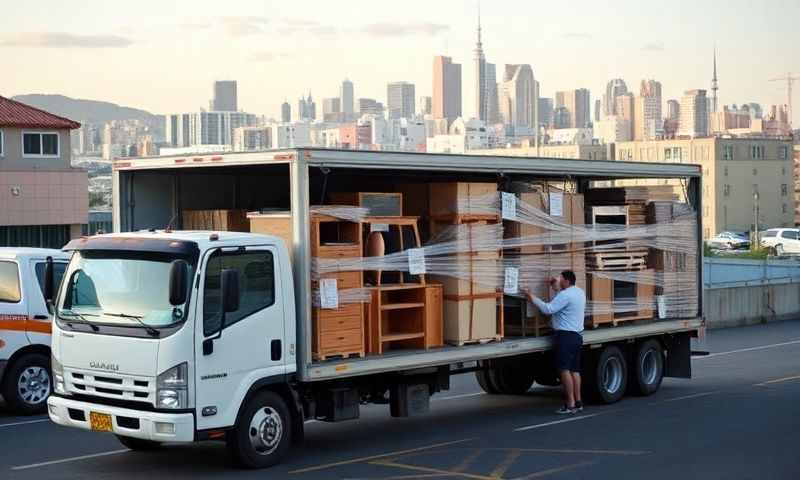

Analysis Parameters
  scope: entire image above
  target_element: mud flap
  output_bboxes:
[664,332,692,378]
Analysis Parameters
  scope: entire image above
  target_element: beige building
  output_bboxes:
[0,96,87,247]
[615,138,795,238]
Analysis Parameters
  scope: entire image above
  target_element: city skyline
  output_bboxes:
[1,0,797,120]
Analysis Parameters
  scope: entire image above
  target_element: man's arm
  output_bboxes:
[530,290,569,315]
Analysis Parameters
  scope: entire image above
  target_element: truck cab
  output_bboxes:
[47,231,299,466]
[0,248,69,414]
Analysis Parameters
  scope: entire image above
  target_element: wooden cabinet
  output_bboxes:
[367,284,443,354]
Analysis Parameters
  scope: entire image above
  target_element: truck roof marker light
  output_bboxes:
[174,159,186,164]
[273,153,294,161]
[210,156,223,161]
[193,157,204,163]
[209,233,219,241]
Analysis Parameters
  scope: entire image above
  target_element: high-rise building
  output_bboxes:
[165,113,192,147]
[711,48,719,114]
[340,79,354,118]
[419,96,432,115]
[280,100,291,123]
[485,62,499,124]
[473,9,487,121]
[634,79,663,140]
[615,93,636,140]
[297,92,316,121]
[603,79,628,117]
[666,99,680,121]
[538,98,554,128]
[678,89,709,138]
[212,80,238,111]
[387,82,415,120]
[594,99,602,123]
[433,56,462,125]
[555,88,591,128]
[322,97,342,122]
[358,98,384,116]
[498,64,538,137]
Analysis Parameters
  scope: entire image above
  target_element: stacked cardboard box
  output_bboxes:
[182,209,249,232]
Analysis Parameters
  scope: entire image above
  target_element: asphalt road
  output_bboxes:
[2,320,800,479]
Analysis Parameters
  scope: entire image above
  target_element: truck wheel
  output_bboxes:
[116,435,162,450]
[491,364,535,395]
[630,340,664,396]
[3,353,51,415]
[586,345,628,404]
[475,369,499,394]
[228,391,291,469]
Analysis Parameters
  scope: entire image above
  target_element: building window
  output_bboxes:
[703,206,709,217]
[723,145,734,160]
[779,146,788,160]
[750,144,765,159]
[664,148,671,161]
[782,167,787,175]
[781,184,788,196]
[22,132,60,157]
[724,166,729,176]
[723,184,731,196]
[783,204,788,214]
[703,228,710,240]
[753,168,758,176]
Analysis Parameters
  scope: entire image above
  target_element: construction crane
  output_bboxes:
[768,72,798,127]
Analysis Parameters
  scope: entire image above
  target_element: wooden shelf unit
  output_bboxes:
[311,214,366,361]
[367,284,443,354]
[361,216,425,286]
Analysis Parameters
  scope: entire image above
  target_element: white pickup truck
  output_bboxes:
[46,149,704,468]
[0,248,68,414]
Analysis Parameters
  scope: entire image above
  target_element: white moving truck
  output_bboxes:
[0,248,69,414]
[47,149,704,468]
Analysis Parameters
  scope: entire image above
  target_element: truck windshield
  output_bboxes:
[57,250,194,329]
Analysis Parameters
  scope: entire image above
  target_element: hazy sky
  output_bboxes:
[2,0,798,120]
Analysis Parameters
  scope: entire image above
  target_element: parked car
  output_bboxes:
[760,228,800,255]
[707,231,750,250]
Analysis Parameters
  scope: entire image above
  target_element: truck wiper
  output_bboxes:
[103,312,160,337]
[59,310,101,332]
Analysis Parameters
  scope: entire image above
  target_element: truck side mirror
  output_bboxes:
[168,260,190,306]
[44,256,55,311]
[221,268,240,313]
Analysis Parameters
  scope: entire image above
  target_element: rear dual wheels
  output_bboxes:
[585,341,665,404]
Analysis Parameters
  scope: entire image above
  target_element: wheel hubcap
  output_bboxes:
[248,407,283,455]
[18,366,51,405]
[602,357,623,394]
[641,350,658,385]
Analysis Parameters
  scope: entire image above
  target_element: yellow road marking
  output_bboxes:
[452,448,484,473]
[288,438,475,474]
[479,447,649,456]
[489,449,521,478]
[513,460,596,479]
[371,459,497,480]
[754,374,800,386]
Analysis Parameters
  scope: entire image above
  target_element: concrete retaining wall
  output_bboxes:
[704,283,800,329]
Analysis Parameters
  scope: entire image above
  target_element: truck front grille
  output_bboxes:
[65,368,155,406]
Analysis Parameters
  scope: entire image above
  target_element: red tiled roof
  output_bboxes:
[0,96,81,129]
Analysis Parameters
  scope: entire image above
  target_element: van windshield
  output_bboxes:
[57,251,194,329]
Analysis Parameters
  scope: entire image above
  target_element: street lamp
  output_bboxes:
[753,191,760,250]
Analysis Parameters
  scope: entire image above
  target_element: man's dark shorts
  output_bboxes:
[554,330,583,372]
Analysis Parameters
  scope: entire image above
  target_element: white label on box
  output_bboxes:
[320,278,339,309]
[525,301,535,318]
[549,192,564,217]
[407,248,426,275]
[370,223,389,232]
[501,192,517,221]
[657,295,667,319]
[504,267,519,294]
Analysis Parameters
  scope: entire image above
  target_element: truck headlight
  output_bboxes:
[156,362,188,409]
[51,355,68,395]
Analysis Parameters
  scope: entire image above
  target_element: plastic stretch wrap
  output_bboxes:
[310,205,369,222]
[311,287,372,308]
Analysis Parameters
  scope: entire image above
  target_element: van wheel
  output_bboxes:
[3,353,51,415]
[585,345,628,404]
[116,435,162,450]
[630,340,664,396]
[228,391,291,469]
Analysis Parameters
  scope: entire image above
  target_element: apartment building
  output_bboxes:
[0,96,87,247]
[615,137,794,238]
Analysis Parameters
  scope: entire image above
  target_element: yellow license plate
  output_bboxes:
[89,412,113,432]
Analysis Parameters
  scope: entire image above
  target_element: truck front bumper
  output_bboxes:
[47,395,195,443]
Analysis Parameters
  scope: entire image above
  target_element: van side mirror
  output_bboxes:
[221,268,240,313]
[44,256,55,310]
[168,260,190,306]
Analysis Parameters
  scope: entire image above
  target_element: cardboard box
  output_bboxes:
[443,297,498,345]
[182,209,249,232]
[248,211,292,257]
[428,182,497,217]
[504,191,584,255]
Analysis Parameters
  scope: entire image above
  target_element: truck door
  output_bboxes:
[195,246,286,430]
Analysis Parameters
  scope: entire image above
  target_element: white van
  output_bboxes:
[0,248,69,414]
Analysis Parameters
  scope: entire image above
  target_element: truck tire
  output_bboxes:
[475,369,499,394]
[228,390,291,469]
[2,353,51,415]
[491,363,535,395]
[116,435,162,450]
[630,340,664,396]
[585,345,628,404]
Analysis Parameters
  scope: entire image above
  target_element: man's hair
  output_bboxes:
[561,270,577,286]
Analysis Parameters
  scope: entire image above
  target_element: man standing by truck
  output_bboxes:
[525,270,586,414]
